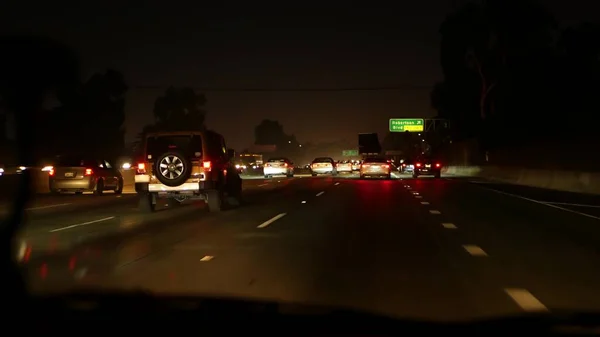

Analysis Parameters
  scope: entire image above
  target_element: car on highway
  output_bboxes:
[336,160,353,174]
[134,130,242,213]
[263,157,294,178]
[310,157,337,176]
[412,156,442,178]
[48,155,124,195]
[351,160,361,171]
[359,156,392,179]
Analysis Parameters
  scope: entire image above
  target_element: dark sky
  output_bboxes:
[1,1,598,150]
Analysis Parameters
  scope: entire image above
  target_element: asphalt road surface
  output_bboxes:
[11,173,600,321]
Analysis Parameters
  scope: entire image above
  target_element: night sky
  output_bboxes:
[1,1,597,150]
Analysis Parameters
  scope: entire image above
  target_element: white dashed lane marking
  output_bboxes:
[420,201,430,205]
[316,191,325,197]
[257,213,287,229]
[441,223,457,229]
[505,288,548,312]
[429,210,441,214]
[334,182,340,186]
[49,216,115,233]
[200,255,214,262]
[462,244,488,257]
[415,196,423,199]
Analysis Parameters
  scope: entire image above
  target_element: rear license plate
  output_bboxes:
[425,164,431,168]
[64,172,74,177]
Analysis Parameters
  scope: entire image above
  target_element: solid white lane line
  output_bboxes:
[49,216,115,233]
[200,255,214,262]
[505,288,548,312]
[462,244,488,256]
[316,191,325,197]
[26,203,72,211]
[257,213,287,228]
[442,223,457,229]
[429,210,441,214]
[484,187,600,221]
[541,201,600,208]
[421,201,430,205]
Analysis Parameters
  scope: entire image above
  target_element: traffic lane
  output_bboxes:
[409,177,600,313]
[19,176,313,251]
[2,177,274,218]
[466,180,600,217]
[20,177,299,235]
[23,175,339,293]
[38,177,521,321]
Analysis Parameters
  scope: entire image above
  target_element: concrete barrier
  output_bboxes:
[444,165,600,195]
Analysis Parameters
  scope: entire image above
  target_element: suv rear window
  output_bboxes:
[146,135,202,159]
[267,158,287,163]
[313,157,332,163]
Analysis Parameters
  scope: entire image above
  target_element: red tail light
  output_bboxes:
[435,163,441,168]
[283,163,288,167]
[136,163,146,174]
[84,168,93,176]
[383,164,389,168]
[416,163,422,167]
[49,169,55,176]
[203,161,212,171]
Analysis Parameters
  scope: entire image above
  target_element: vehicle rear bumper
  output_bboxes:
[263,167,289,175]
[311,167,333,174]
[360,169,391,177]
[50,177,94,191]
[414,168,441,175]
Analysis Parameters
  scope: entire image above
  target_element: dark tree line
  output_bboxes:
[432,0,600,154]
[35,69,128,162]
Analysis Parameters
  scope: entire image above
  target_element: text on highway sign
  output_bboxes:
[389,118,424,132]
[342,150,358,156]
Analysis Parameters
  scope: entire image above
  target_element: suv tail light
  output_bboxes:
[416,163,422,167]
[84,168,93,176]
[435,163,441,168]
[49,169,55,176]
[136,163,146,174]
[203,161,212,171]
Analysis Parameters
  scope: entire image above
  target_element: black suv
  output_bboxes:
[134,130,242,212]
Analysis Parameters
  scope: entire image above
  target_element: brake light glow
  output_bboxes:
[84,168,93,176]
[136,163,146,174]
[416,163,422,167]
[435,163,441,167]
[265,163,271,167]
[49,169,55,176]
[283,163,288,167]
[203,161,212,171]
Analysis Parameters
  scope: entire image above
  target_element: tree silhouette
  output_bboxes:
[149,87,206,132]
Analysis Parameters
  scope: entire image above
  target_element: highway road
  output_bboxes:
[11,173,600,321]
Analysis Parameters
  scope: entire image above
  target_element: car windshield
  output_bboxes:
[6,1,599,326]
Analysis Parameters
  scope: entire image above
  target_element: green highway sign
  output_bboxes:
[342,150,358,156]
[389,118,424,132]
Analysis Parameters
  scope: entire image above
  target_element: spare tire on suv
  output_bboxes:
[154,150,193,187]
